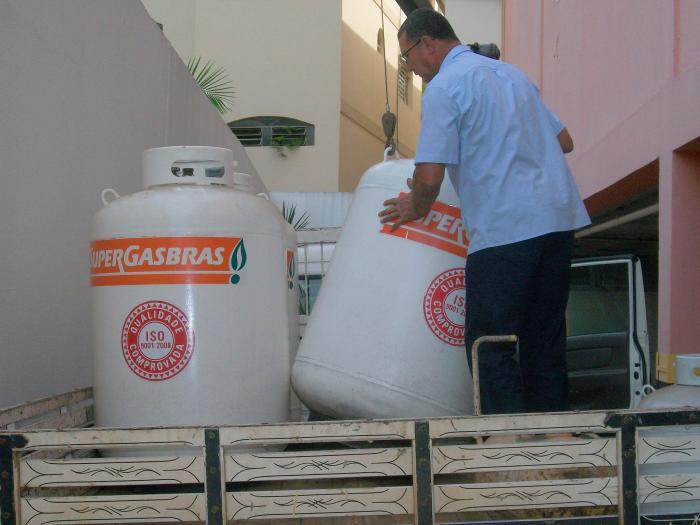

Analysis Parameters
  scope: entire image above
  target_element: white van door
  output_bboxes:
[566,256,650,409]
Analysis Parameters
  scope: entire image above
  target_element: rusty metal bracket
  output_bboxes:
[470,334,518,416]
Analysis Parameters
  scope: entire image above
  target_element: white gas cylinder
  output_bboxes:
[280,219,300,370]
[92,146,290,428]
[234,171,302,420]
[639,354,700,409]
[284,221,304,420]
[291,157,473,419]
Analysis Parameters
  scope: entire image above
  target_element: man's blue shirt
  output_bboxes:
[415,45,590,253]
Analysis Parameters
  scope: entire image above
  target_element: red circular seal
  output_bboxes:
[121,301,194,381]
[423,268,466,347]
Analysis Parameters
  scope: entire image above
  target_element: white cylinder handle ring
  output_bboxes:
[101,188,120,206]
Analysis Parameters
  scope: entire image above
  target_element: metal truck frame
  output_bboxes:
[1,387,699,525]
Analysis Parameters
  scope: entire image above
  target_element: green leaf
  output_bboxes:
[282,201,311,230]
[187,56,236,114]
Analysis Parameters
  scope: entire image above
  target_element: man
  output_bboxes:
[379,8,590,415]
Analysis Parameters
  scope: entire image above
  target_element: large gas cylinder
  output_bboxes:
[282,221,300,370]
[92,146,290,428]
[234,170,301,420]
[291,157,473,419]
[639,354,700,409]
[283,221,304,420]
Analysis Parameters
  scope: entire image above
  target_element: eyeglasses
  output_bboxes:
[400,37,422,62]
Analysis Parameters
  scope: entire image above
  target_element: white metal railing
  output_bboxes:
[296,228,340,330]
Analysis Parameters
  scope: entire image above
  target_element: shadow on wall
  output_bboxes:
[339,20,421,192]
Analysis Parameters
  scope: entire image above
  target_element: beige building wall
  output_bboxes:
[143,0,197,60]
[143,0,424,194]
[340,0,422,192]
[143,0,342,192]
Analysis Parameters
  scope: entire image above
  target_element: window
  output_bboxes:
[271,126,307,147]
[398,60,412,105]
[567,262,630,336]
[298,275,323,316]
[231,127,262,147]
[297,241,335,316]
[228,116,315,148]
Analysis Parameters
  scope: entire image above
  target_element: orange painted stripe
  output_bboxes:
[382,227,467,258]
[90,236,241,275]
[386,194,467,246]
[430,200,461,216]
[91,273,233,286]
[379,194,469,256]
[403,218,465,245]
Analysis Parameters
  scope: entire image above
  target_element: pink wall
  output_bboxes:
[661,150,700,357]
[503,0,700,374]
[502,0,700,193]
[502,1,542,88]
[679,0,700,73]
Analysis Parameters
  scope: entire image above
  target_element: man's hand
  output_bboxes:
[379,179,421,231]
[378,163,445,231]
[557,127,573,153]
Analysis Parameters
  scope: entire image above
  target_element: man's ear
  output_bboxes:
[421,36,438,55]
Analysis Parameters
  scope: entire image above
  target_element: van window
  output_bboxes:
[567,262,629,336]
[299,275,323,315]
[296,240,336,316]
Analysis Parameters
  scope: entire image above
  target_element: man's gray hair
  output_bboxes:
[399,7,459,43]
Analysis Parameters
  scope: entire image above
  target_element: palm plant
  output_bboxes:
[282,202,311,230]
[187,57,236,114]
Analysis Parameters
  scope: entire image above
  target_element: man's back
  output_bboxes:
[416,45,589,253]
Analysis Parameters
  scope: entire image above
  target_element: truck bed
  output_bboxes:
[1,387,699,525]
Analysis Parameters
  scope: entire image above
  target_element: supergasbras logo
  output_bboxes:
[423,268,466,347]
[122,300,194,381]
[90,236,247,286]
[286,249,295,290]
[380,196,468,258]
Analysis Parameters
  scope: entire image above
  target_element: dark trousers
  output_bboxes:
[465,230,574,414]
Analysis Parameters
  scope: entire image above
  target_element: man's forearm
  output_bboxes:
[557,128,573,153]
[411,163,445,217]
[378,163,445,230]
[411,178,442,218]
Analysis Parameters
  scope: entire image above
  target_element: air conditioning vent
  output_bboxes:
[228,116,315,148]
[272,126,307,145]
[231,126,263,146]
